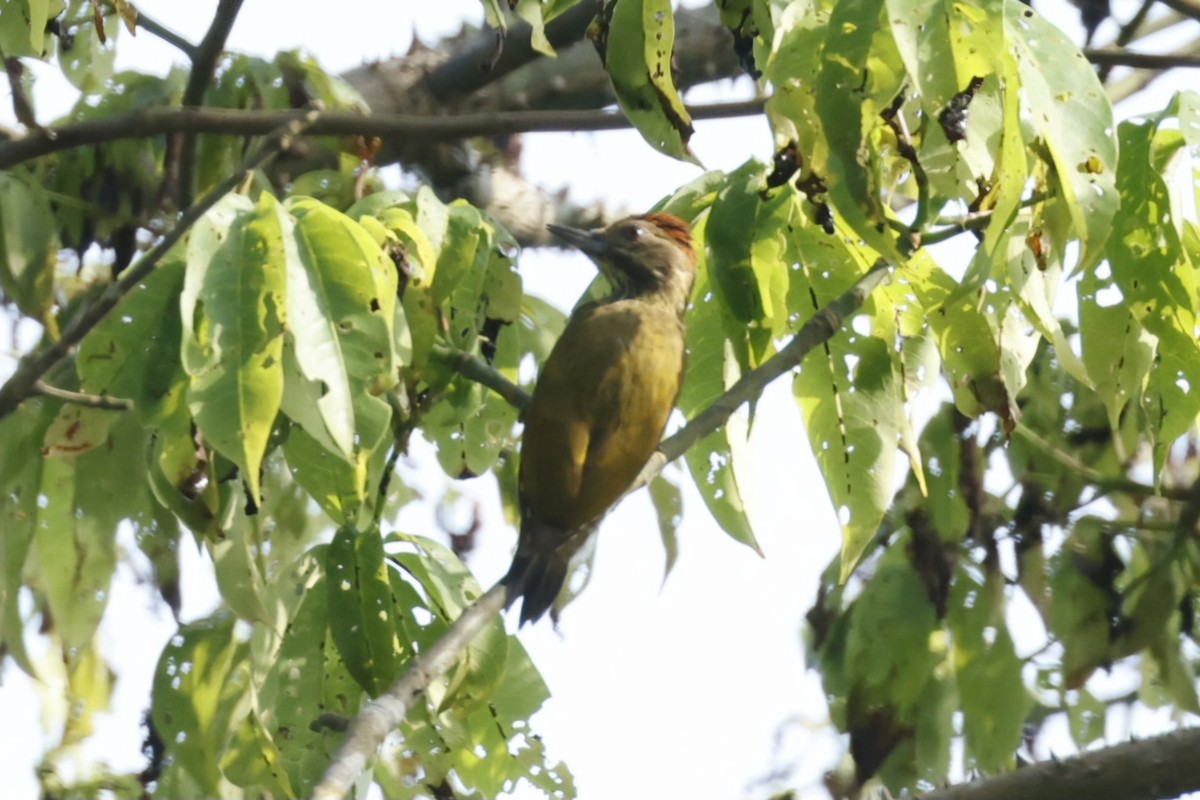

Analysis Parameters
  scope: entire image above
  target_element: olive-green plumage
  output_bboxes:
[503,213,697,624]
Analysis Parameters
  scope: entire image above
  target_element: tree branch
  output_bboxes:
[311,582,513,800]
[431,343,531,411]
[919,727,1200,800]
[0,109,320,423]
[0,100,764,171]
[177,0,246,207]
[131,9,197,59]
[421,0,602,103]
[1083,46,1200,70]
[639,261,891,486]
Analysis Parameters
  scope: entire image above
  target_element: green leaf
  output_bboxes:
[1067,688,1107,747]
[516,0,555,56]
[812,0,905,259]
[281,197,397,460]
[151,614,251,794]
[79,257,189,422]
[388,534,506,713]
[951,569,1030,773]
[283,422,367,524]
[0,0,61,56]
[326,526,402,697]
[1005,2,1117,273]
[182,193,288,501]
[0,398,57,676]
[264,552,342,796]
[1108,116,1200,473]
[648,473,683,582]
[790,215,898,579]
[604,0,697,163]
[29,456,111,650]
[902,251,1015,422]
[1048,518,1117,689]
[210,512,273,624]
[58,7,118,92]
[677,261,761,554]
[705,161,790,331]
[0,172,59,330]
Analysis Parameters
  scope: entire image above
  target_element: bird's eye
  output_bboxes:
[622,225,643,242]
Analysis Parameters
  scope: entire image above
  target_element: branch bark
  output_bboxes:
[0,100,763,171]
[919,727,1200,800]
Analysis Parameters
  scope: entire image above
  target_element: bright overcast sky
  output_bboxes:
[1,1,1188,799]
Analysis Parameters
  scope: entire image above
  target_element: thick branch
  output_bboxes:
[422,0,601,102]
[0,100,763,171]
[0,109,319,423]
[919,727,1200,800]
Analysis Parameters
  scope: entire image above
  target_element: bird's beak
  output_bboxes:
[547,223,610,260]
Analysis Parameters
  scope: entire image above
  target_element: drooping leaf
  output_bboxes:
[281,197,396,461]
[1005,2,1118,273]
[182,193,288,502]
[79,257,188,424]
[0,172,59,331]
[791,212,898,579]
[151,614,251,794]
[603,0,697,163]
[326,525,402,697]
[677,249,761,554]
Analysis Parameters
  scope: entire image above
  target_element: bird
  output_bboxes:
[502,212,698,625]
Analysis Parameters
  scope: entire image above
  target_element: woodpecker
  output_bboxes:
[503,212,698,624]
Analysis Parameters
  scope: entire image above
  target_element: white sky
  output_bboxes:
[1,2,1196,800]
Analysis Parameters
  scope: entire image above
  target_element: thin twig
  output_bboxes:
[431,343,531,410]
[33,380,133,410]
[0,100,766,171]
[130,9,198,59]
[0,109,320,423]
[1011,423,1192,502]
[1083,46,1200,70]
[1097,0,1156,81]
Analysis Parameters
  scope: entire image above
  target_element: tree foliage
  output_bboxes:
[1,0,1200,798]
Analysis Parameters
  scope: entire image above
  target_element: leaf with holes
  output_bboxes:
[326,525,402,697]
[678,256,761,554]
[182,193,287,501]
[281,197,396,462]
[1007,3,1117,273]
[791,216,898,579]
[604,0,697,163]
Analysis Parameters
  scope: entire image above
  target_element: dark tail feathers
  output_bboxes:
[502,517,570,626]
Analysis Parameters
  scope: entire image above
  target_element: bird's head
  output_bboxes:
[547,212,697,316]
